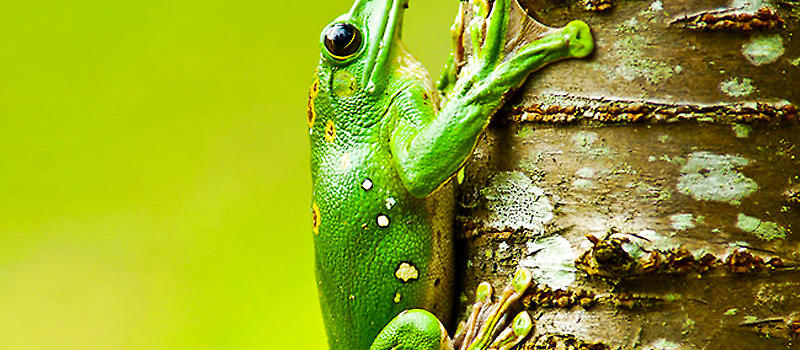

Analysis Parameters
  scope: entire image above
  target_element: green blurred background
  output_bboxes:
[1,1,455,348]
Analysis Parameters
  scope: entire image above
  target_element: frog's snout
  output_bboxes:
[563,20,594,59]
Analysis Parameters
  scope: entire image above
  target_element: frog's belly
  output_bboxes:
[311,158,454,350]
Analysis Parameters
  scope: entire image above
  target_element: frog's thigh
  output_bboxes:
[369,309,452,350]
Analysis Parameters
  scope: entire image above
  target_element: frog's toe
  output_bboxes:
[370,309,452,350]
[454,269,534,350]
[511,310,533,338]
[563,20,594,58]
[480,0,510,65]
[488,311,533,350]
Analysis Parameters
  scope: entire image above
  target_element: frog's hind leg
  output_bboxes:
[453,269,534,350]
[369,309,454,350]
[369,269,534,350]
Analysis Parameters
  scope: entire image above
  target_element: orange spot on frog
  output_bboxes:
[324,120,336,142]
[307,78,319,128]
[312,202,321,235]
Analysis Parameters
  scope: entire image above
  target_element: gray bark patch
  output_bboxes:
[736,213,790,241]
[742,34,785,66]
[669,213,696,231]
[482,171,554,233]
[520,235,576,289]
[676,152,758,205]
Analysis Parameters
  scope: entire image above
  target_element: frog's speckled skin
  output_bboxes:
[308,0,593,348]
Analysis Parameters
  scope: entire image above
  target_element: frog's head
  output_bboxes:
[319,0,408,92]
[307,0,411,133]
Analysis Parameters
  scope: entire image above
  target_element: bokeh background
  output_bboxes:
[1,0,455,348]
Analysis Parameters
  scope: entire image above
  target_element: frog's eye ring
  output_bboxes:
[324,23,363,60]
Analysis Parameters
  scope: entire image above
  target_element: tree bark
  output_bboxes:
[452,0,800,349]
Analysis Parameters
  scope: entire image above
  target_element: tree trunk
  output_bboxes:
[452,0,800,349]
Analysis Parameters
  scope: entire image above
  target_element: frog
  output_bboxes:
[307,0,594,348]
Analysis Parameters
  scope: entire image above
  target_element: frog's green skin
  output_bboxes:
[308,0,593,349]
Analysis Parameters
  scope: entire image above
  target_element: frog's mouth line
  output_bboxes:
[349,0,408,91]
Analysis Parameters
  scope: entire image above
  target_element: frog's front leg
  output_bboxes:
[391,0,594,198]
[370,269,534,350]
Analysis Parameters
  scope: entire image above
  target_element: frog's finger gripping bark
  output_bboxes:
[469,0,491,59]
[479,0,510,73]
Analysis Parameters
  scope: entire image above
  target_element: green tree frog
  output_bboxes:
[308,0,593,348]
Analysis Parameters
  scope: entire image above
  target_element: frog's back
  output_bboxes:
[310,125,454,349]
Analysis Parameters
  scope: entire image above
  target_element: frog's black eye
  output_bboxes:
[324,23,363,60]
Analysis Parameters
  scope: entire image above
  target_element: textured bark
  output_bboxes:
[452,0,800,349]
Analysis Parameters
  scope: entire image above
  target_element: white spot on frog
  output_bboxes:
[676,152,758,205]
[361,178,373,191]
[520,235,576,289]
[385,197,396,210]
[482,171,553,234]
[394,262,419,283]
[376,214,390,228]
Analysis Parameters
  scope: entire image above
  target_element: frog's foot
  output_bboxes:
[369,309,454,350]
[454,0,594,100]
[453,269,534,350]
